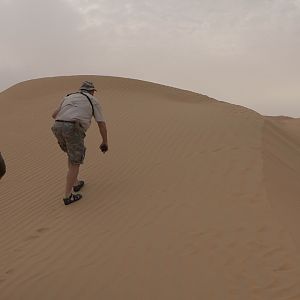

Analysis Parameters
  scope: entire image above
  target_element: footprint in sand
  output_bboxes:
[23,227,50,242]
[36,227,49,234]
[23,235,39,241]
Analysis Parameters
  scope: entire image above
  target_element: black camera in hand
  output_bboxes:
[100,143,108,153]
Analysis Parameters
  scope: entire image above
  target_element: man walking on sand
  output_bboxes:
[0,152,6,179]
[51,81,108,205]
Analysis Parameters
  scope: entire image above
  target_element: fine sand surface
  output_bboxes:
[1,76,300,300]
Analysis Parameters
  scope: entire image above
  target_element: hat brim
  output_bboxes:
[80,88,97,92]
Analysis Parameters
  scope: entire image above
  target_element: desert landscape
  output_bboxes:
[0,75,300,300]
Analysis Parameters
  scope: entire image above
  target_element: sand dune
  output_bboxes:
[0,76,300,300]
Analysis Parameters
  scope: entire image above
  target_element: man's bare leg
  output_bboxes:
[68,159,80,186]
[65,161,80,198]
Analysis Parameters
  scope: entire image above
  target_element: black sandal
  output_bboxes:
[63,193,82,205]
[73,180,85,192]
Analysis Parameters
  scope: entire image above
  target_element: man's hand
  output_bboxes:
[97,122,108,153]
[100,143,108,153]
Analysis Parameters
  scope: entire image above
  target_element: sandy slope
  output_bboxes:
[0,76,300,300]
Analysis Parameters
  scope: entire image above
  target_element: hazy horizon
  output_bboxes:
[1,0,299,116]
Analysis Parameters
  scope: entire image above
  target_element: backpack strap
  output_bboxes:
[67,92,94,116]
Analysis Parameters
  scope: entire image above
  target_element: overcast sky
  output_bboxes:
[1,0,299,116]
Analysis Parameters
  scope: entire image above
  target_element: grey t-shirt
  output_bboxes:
[55,92,105,131]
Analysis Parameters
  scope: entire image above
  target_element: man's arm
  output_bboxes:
[97,121,108,152]
[52,99,64,119]
[52,108,60,119]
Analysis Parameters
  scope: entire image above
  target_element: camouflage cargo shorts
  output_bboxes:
[51,121,86,165]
